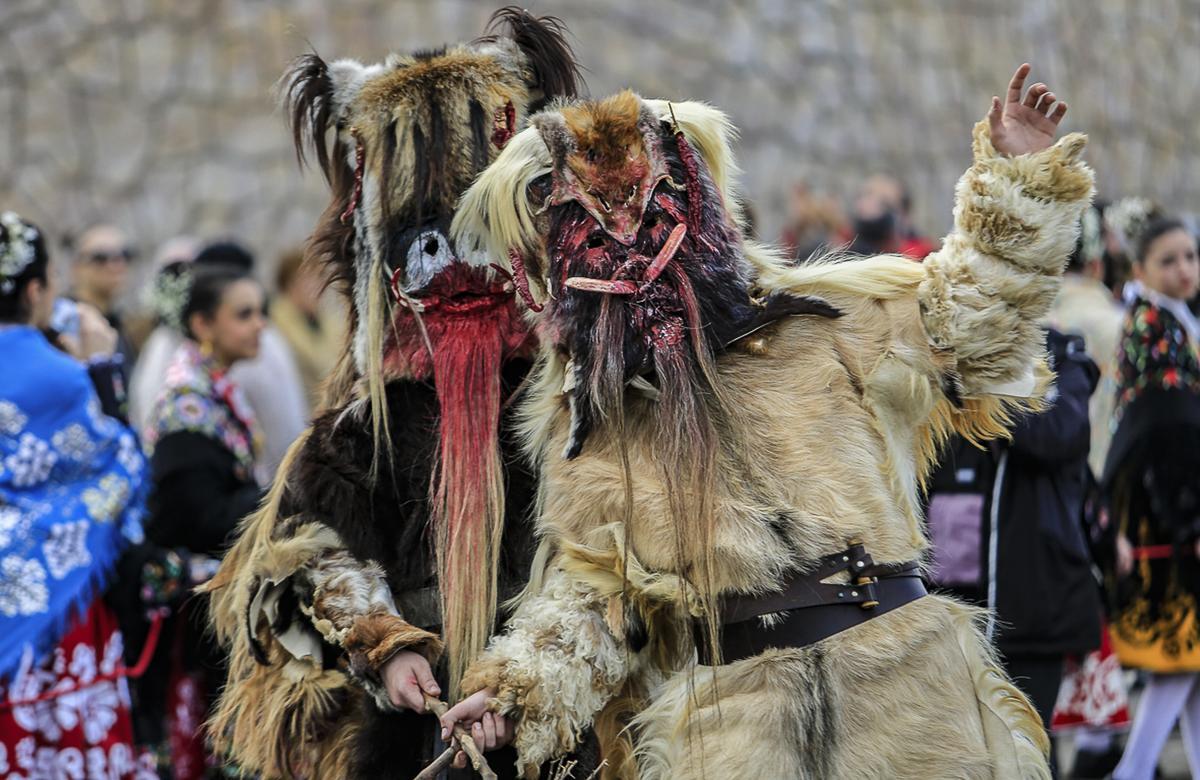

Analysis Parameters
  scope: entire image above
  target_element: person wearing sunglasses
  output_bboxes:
[71,224,137,366]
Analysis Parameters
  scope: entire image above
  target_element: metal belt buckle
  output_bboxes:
[855,576,880,610]
[844,540,881,610]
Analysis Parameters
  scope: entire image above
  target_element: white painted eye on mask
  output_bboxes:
[403,230,455,293]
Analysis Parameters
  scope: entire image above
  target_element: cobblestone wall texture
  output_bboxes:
[2,0,1198,276]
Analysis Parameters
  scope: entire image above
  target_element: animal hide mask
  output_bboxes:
[454,91,838,458]
[283,6,580,378]
[280,7,580,695]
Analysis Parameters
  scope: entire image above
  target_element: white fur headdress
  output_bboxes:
[0,212,39,295]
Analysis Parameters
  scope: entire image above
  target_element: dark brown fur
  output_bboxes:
[478,6,582,107]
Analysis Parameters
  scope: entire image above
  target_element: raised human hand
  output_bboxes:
[987,63,1069,157]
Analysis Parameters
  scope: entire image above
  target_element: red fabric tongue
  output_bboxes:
[430,306,503,563]
[427,300,512,694]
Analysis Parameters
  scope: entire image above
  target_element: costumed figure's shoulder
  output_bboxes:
[286,397,375,493]
[742,247,932,374]
[752,248,925,308]
[271,381,417,524]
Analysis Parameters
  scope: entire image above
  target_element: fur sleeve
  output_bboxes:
[297,544,442,708]
[242,521,442,712]
[919,120,1094,399]
[460,565,629,777]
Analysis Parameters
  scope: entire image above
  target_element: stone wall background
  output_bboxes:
[2,0,1198,290]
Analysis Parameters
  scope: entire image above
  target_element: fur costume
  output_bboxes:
[202,10,581,778]
[450,91,1095,779]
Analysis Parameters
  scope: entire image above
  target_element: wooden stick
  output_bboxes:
[412,747,456,780]
[423,693,497,780]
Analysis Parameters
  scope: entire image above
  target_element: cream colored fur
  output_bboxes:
[920,120,1093,395]
[463,566,630,775]
[459,99,1092,779]
[630,597,1046,780]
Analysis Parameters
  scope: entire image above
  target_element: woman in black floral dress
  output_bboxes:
[1104,215,1200,779]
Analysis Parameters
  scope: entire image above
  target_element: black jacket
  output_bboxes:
[147,430,262,556]
[926,329,1103,657]
[136,422,263,752]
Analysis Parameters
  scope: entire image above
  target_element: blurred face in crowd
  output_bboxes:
[74,225,132,309]
[852,174,906,244]
[189,279,266,367]
[861,174,906,217]
[1138,228,1199,301]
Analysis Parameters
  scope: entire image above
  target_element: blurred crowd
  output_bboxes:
[0,170,1197,779]
[0,219,344,778]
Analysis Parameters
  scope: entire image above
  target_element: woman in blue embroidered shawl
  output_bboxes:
[0,212,157,777]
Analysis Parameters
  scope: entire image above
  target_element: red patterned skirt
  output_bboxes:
[1052,621,1132,733]
[0,600,157,779]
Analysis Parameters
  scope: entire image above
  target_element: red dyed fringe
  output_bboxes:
[674,131,704,239]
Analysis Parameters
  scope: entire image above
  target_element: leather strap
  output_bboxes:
[700,544,927,664]
[708,574,927,664]
[720,544,918,624]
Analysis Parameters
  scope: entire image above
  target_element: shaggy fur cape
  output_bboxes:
[450,93,1094,779]
[204,10,582,778]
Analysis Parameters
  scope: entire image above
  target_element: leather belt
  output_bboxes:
[700,544,927,664]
